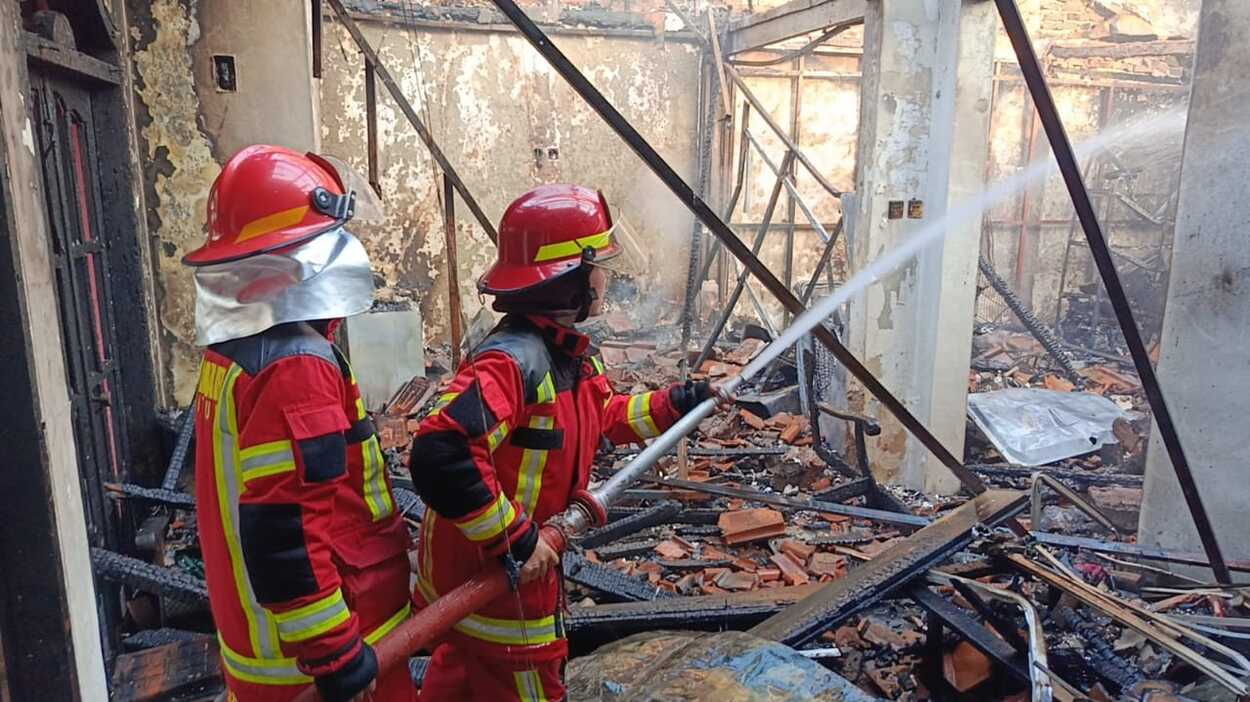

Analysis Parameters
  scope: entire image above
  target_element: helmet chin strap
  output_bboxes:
[574,279,596,323]
[573,247,598,323]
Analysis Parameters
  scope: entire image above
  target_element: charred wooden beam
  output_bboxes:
[563,552,673,604]
[160,406,195,492]
[650,477,932,528]
[609,445,788,458]
[607,505,722,526]
[725,0,865,55]
[441,174,464,366]
[365,59,380,196]
[106,483,195,509]
[971,464,1142,487]
[567,584,823,643]
[1030,532,1250,574]
[749,490,1027,647]
[579,500,682,549]
[310,0,323,78]
[909,585,1030,684]
[91,548,208,607]
[591,539,660,561]
[812,476,874,504]
[23,32,120,85]
[1048,40,1194,60]
[111,637,222,702]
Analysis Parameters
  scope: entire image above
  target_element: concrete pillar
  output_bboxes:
[1137,0,1250,578]
[0,2,107,697]
[847,1,996,493]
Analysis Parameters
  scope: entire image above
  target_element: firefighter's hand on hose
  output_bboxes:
[670,380,733,415]
[519,535,560,584]
[314,642,377,702]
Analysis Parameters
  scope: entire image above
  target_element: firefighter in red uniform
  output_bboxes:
[408,184,721,700]
[186,145,414,702]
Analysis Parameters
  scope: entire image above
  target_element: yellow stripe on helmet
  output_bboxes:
[532,229,613,263]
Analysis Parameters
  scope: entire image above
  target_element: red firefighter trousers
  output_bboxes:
[418,641,563,701]
[224,551,415,701]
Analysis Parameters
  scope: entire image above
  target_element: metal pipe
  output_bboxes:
[927,571,1053,702]
[741,268,781,338]
[696,102,752,286]
[722,62,843,200]
[800,220,842,305]
[783,56,803,326]
[994,0,1229,583]
[693,151,796,371]
[1030,471,1119,535]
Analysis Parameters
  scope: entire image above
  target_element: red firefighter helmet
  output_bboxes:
[183,145,359,266]
[478,184,621,295]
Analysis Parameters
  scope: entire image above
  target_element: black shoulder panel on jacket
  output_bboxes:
[212,322,338,377]
[471,316,553,405]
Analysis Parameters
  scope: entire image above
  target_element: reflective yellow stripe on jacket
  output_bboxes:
[218,603,411,686]
[515,670,550,702]
[274,589,351,643]
[626,391,661,439]
[456,493,516,542]
[515,415,553,514]
[239,440,297,485]
[211,363,282,659]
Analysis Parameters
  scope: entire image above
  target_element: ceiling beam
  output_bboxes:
[726,0,866,55]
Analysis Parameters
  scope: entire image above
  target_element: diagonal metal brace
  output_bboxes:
[324,0,499,243]
[486,0,989,498]
[993,0,1228,583]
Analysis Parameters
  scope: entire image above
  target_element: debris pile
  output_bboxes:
[94,325,1241,702]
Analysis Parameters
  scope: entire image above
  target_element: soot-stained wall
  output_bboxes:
[317,17,702,348]
[128,0,701,404]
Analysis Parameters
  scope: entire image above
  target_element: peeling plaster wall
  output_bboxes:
[318,19,701,345]
[128,0,319,404]
[129,0,219,405]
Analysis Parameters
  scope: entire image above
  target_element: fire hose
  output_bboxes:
[293,378,740,702]
[296,224,935,698]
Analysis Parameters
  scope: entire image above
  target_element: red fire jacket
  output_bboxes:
[409,314,692,664]
[193,321,412,699]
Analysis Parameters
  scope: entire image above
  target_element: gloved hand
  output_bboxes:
[314,642,378,702]
[669,380,728,415]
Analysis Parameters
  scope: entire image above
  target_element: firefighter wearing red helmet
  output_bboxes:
[186,145,413,702]
[408,184,723,700]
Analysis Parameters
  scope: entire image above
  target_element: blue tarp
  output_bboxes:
[566,630,879,701]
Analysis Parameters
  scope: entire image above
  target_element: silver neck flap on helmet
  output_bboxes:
[193,227,374,346]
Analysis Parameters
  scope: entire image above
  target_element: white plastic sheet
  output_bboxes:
[967,388,1126,466]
